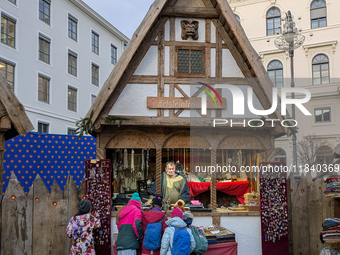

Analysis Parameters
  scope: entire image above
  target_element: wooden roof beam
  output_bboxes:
[162,7,219,18]
[128,75,250,85]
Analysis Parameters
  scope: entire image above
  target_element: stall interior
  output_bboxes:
[107,148,264,208]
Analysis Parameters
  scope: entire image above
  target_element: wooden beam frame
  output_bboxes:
[162,7,219,18]
[128,75,250,85]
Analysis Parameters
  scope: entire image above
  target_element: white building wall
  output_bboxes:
[0,0,128,134]
[228,0,340,168]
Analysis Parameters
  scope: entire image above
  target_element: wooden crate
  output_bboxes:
[245,205,260,211]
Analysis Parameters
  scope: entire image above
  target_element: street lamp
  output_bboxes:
[274,11,305,178]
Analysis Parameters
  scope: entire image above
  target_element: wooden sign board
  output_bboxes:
[147,97,226,109]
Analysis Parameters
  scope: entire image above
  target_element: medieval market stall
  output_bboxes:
[84,0,287,254]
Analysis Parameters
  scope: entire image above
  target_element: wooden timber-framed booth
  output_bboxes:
[85,0,285,253]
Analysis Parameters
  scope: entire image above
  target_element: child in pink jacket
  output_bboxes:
[116,193,143,255]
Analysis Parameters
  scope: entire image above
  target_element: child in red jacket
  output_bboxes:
[142,194,168,255]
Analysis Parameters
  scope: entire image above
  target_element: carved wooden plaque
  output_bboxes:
[147,97,226,109]
[218,135,265,150]
[163,132,210,149]
[106,131,155,149]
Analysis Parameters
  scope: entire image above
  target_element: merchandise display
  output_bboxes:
[325,176,340,197]
[259,162,289,255]
[320,218,340,243]
[204,224,236,244]
[85,159,112,255]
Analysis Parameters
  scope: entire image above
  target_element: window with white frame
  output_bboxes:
[1,13,16,48]
[311,0,327,29]
[267,60,283,88]
[312,54,329,85]
[67,128,76,135]
[68,86,77,111]
[68,50,77,76]
[39,33,51,64]
[7,0,16,5]
[0,58,15,91]
[68,14,78,41]
[315,146,333,164]
[38,74,50,103]
[91,63,99,86]
[39,0,51,25]
[92,31,99,54]
[266,7,281,36]
[111,44,117,65]
[38,122,49,133]
[314,107,331,122]
[91,94,96,105]
[274,148,287,164]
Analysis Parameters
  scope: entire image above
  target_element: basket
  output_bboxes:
[245,205,260,211]
[244,193,260,204]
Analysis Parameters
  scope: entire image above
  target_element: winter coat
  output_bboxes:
[66,212,101,255]
[141,209,168,255]
[159,217,196,255]
[148,172,191,204]
[116,200,143,250]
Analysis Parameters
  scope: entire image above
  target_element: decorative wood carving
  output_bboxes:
[163,132,210,148]
[106,131,156,149]
[181,20,199,40]
[218,134,265,150]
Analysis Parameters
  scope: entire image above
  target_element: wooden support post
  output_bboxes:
[156,148,162,195]
[169,17,175,117]
[215,30,222,118]
[210,148,217,211]
[158,26,165,117]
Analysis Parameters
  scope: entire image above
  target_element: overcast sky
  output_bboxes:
[82,0,155,39]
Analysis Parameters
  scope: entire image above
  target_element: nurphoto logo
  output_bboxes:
[198,83,311,128]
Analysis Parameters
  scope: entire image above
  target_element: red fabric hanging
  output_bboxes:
[187,181,249,204]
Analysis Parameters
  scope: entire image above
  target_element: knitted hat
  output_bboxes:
[130,192,141,202]
[183,212,194,221]
[171,206,183,219]
[78,199,91,215]
[152,194,163,207]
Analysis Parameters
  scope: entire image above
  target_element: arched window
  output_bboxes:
[274,148,286,164]
[266,7,281,36]
[315,146,333,164]
[311,0,327,28]
[235,14,240,23]
[312,54,329,85]
[267,60,283,88]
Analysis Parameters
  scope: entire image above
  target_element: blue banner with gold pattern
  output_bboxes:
[3,132,96,195]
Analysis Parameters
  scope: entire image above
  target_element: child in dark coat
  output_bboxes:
[141,194,168,255]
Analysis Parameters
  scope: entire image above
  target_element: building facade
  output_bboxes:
[228,0,340,170]
[0,0,129,134]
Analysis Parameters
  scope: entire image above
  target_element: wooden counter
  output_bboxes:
[111,209,260,217]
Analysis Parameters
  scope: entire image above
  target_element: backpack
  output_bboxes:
[171,225,191,255]
[143,216,166,251]
[189,226,208,254]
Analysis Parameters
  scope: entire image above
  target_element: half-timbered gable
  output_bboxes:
[87,0,283,128]
[86,0,285,215]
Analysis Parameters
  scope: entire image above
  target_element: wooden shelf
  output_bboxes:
[324,240,340,243]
